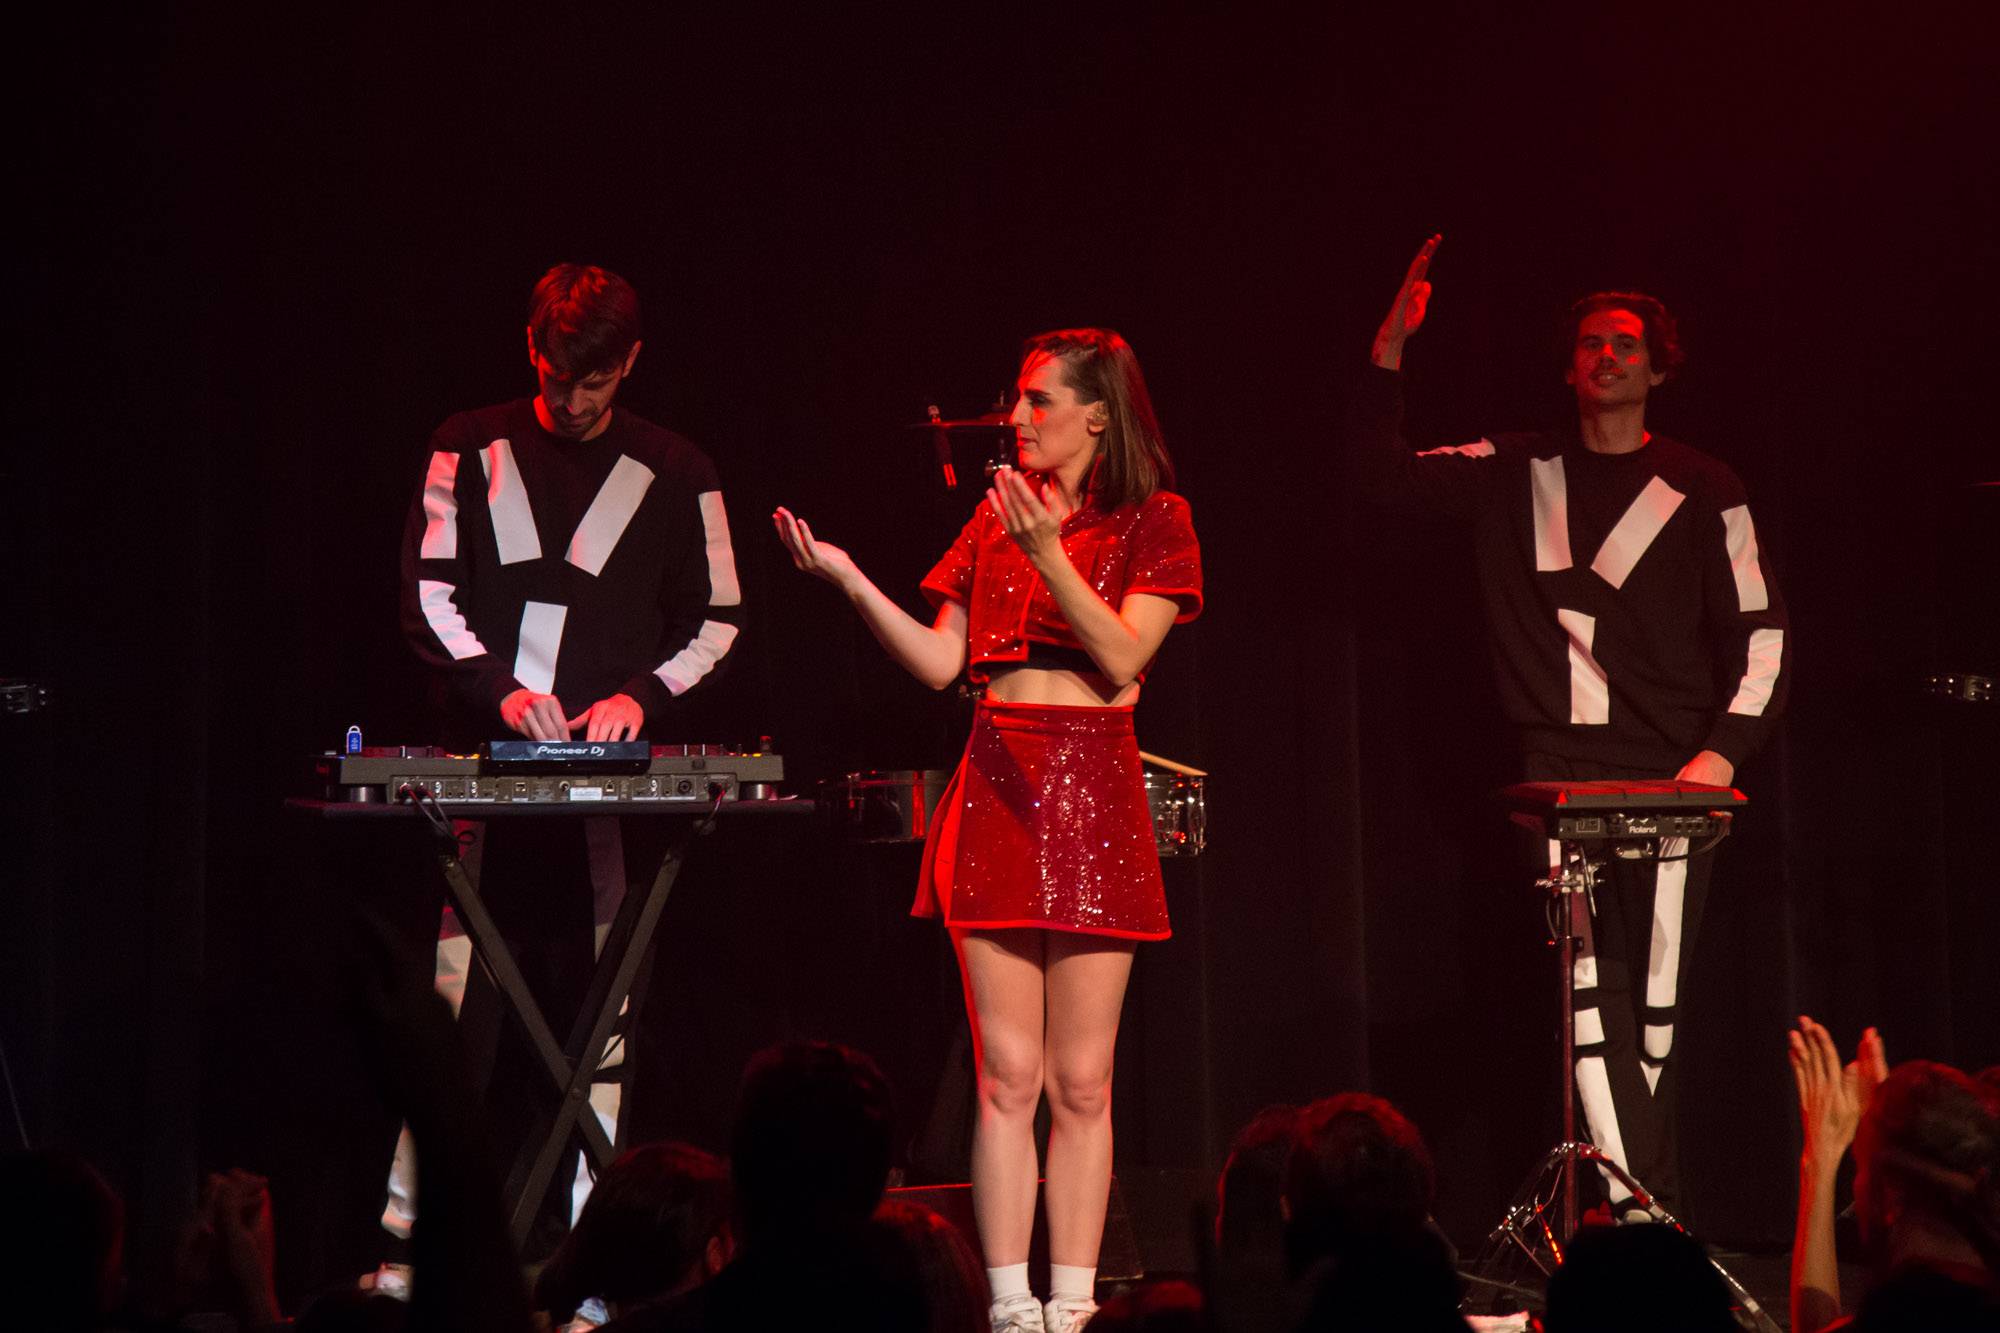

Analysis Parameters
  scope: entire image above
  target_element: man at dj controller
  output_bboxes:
[400,262,741,749]
[389,263,742,1239]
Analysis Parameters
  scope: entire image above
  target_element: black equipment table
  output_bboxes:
[284,794,814,1247]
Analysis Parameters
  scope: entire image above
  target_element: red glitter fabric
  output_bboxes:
[921,488,1201,684]
[913,699,1169,940]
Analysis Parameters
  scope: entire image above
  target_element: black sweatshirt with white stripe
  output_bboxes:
[399,399,741,741]
[1350,366,1789,774]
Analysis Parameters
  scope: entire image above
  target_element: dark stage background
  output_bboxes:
[7,5,1996,1306]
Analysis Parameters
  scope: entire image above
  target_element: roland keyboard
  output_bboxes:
[1498,779,1747,843]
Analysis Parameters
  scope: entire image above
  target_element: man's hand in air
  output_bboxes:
[1371,233,1440,371]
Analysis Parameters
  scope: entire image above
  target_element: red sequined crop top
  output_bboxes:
[921,488,1202,683]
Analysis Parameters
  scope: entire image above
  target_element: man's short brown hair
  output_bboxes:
[529,263,642,377]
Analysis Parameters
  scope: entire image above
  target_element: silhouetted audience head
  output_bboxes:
[1283,1092,1435,1274]
[1543,1224,1735,1333]
[1853,1060,2000,1284]
[1295,1223,1469,1332]
[535,1141,733,1321]
[1086,1279,1205,1333]
[873,1199,986,1333]
[731,1039,895,1245]
[1851,1264,2000,1331]
[2,1149,125,1326]
[1216,1103,1299,1262]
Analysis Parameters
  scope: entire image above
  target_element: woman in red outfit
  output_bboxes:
[774,328,1200,1333]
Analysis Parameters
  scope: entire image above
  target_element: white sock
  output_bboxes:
[1049,1264,1096,1300]
[987,1263,1031,1302]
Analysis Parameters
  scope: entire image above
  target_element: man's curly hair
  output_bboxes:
[1563,290,1686,379]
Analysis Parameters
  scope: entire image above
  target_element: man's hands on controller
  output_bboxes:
[569,692,644,742]
[501,688,644,742]
[500,688,568,740]
[1674,749,1735,787]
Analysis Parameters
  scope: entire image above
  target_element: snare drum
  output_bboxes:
[818,769,951,843]
[1143,767,1207,858]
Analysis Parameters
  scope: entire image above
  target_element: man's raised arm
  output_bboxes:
[1347,234,1498,517]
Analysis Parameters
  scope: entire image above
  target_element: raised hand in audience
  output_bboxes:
[170,1168,284,1330]
[1788,1016,1887,1333]
[212,1169,282,1328]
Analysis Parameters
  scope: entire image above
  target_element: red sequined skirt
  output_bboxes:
[913,699,1169,940]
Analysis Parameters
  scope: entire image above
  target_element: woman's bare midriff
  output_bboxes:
[983,665,1140,709]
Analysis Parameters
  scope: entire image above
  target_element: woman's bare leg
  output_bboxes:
[1041,931,1136,1268]
[955,927,1049,1267]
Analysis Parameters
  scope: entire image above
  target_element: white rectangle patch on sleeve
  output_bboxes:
[481,439,543,566]
[1557,608,1609,725]
[1530,456,1573,571]
[654,619,740,697]
[1728,627,1784,716]
[513,600,568,696]
[419,451,460,559]
[1721,504,1769,612]
[1415,438,1497,458]
[698,491,741,607]
[417,580,487,661]
[566,454,656,577]
[1590,475,1686,589]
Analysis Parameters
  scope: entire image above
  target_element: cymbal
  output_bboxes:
[908,416,1013,432]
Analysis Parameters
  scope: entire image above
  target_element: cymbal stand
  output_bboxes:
[1548,837,1592,1240]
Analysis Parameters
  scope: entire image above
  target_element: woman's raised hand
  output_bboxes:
[1371,233,1440,370]
[773,506,861,591]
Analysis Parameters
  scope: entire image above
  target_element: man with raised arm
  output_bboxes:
[388,263,742,1241]
[1352,237,1790,1219]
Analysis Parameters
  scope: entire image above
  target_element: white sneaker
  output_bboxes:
[990,1292,1046,1333]
[1044,1295,1098,1333]
[360,1262,412,1301]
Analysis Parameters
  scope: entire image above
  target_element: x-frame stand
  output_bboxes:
[288,792,815,1251]
[412,789,717,1247]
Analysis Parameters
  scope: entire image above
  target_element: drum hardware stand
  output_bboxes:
[1544,838,1599,1248]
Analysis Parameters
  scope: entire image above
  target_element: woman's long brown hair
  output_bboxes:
[1022,327,1175,511]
